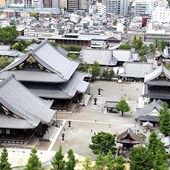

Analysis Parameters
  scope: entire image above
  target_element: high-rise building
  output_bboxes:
[67,0,89,11]
[133,0,158,16]
[106,0,129,16]
[152,0,170,24]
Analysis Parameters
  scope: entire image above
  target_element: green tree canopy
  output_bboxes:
[65,149,76,170]
[89,132,117,156]
[139,56,147,62]
[118,43,131,50]
[83,156,92,170]
[61,45,81,52]
[130,146,153,170]
[92,61,100,80]
[115,156,126,170]
[0,56,10,69]
[153,140,168,170]
[132,36,143,50]
[78,63,89,73]
[0,147,11,170]
[105,150,114,170]
[68,53,79,60]
[94,152,105,170]
[159,107,170,136]
[25,148,42,170]
[149,43,156,53]
[12,42,24,51]
[30,13,38,19]
[116,98,130,116]
[0,26,19,44]
[158,39,166,51]
[51,146,65,170]
[148,131,159,156]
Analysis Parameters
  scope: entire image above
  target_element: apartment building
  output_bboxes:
[106,0,129,16]
[133,0,158,16]
[152,0,170,24]
[6,0,43,7]
[67,0,89,11]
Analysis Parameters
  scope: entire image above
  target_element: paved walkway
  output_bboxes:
[48,120,66,151]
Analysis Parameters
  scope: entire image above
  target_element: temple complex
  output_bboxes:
[0,40,90,110]
[0,75,55,144]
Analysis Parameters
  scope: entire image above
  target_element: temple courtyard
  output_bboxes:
[37,80,145,158]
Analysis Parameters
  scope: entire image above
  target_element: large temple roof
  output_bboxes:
[1,40,79,82]
[117,128,142,144]
[24,71,89,99]
[136,100,163,122]
[144,64,170,83]
[0,75,55,129]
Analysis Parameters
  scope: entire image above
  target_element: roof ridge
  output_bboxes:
[32,39,48,53]
[0,74,14,88]
[48,41,74,62]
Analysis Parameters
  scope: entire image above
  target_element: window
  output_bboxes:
[6,130,10,135]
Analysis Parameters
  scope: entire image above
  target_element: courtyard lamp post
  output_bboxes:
[61,133,65,141]
[94,97,97,105]
[68,120,71,127]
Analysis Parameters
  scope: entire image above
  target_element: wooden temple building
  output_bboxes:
[117,128,142,157]
[0,75,55,144]
[136,99,163,126]
[0,40,90,110]
[143,64,170,104]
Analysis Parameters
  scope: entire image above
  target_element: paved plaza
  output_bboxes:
[45,81,144,158]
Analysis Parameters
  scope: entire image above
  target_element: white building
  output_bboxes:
[97,2,106,15]
[106,0,129,16]
[152,0,170,25]
[6,0,43,8]
[133,0,158,16]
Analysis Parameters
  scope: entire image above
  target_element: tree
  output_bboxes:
[108,69,115,80]
[130,146,153,170]
[51,146,65,170]
[101,69,109,79]
[115,156,126,170]
[116,98,130,116]
[0,56,10,69]
[94,152,105,170]
[139,56,147,62]
[148,131,158,157]
[158,39,166,51]
[118,43,131,50]
[12,42,24,51]
[138,45,147,56]
[30,13,38,19]
[159,107,170,136]
[132,36,143,50]
[105,150,114,170]
[65,149,76,170]
[89,132,117,156]
[0,147,11,170]
[153,140,168,170]
[91,61,100,80]
[25,148,42,170]
[83,156,92,170]
[68,54,79,60]
[78,63,89,72]
[149,43,156,53]
[0,26,19,44]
